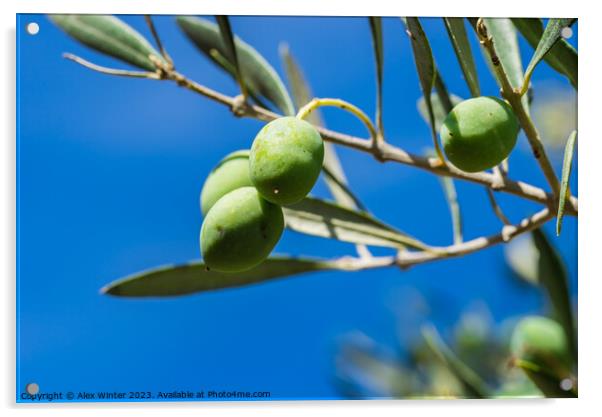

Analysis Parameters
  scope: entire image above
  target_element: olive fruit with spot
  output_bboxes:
[200,187,284,272]
[510,316,572,378]
[249,117,324,205]
[200,150,252,216]
[440,96,520,173]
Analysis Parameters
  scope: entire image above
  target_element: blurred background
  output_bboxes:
[16,15,577,400]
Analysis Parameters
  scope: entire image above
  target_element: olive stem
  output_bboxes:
[296,98,380,152]
[144,15,174,70]
[62,53,577,217]
[476,18,561,197]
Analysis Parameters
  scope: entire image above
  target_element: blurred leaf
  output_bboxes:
[369,17,385,132]
[49,14,164,71]
[422,325,491,398]
[531,87,577,151]
[443,18,480,97]
[417,93,463,133]
[516,359,577,398]
[102,256,339,297]
[215,15,248,98]
[481,18,529,111]
[279,44,359,210]
[532,229,577,363]
[504,234,539,285]
[283,197,427,250]
[557,131,577,235]
[439,177,463,244]
[523,18,576,89]
[176,16,294,115]
[405,17,442,159]
[513,18,577,88]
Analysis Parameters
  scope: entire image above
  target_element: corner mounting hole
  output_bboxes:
[26,22,40,35]
[26,382,39,395]
[561,26,573,39]
[560,378,573,391]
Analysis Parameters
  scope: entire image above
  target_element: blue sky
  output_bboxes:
[16,15,577,401]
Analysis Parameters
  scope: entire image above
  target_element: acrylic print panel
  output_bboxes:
[16,14,578,402]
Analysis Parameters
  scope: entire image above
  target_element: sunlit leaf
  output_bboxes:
[176,16,294,115]
[49,14,164,71]
[283,197,428,250]
[443,18,480,97]
[422,325,490,398]
[102,256,341,297]
[513,18,577,89]
[557,131,577,235]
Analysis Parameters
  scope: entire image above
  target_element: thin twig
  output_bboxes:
[476,18,560,196]
[396,207,553,268]
[485,188,512,226]
[63,54,578,217]
[63,53,158,79]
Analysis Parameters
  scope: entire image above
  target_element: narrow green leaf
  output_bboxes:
[369,17,385,133]
[515,359,577,398]
[422,325,490,398]
[532,229,577,364]
[215,15,248,98]
[404,17,442,160]
[523,18,576,90]
[102,256,339,297]
[176,16,294,115]
[439,177,463,244]
[417,92,463,132]
[556,131,577,236]
[283,197,428,250]
[443,18,481,97]
[482,18,529,110]
[279,44,360,210]
[49,14,164,71]
[514,18,577,89]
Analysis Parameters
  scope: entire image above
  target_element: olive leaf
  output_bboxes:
[176,16,294,115]
[443,18,481,97]
[102,256,342,297]
[479,18,529,111]
[49,14,164,71]
[515,359,577,398]
[515,18,577,89]
[369,17,385,133]
[421,325,490,398]
[215,15,248,98]
[404,17,441,158]
[532,229,577,364]
[279,43,360,210]
[283,197,428,250]
[557,131,577,236]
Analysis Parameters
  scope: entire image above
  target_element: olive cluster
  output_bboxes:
[199,117,324,272]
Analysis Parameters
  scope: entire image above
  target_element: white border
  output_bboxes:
[2,1,599,416]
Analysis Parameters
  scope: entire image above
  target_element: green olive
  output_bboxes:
[440,96,520,172]
[510,316,571,377]
[200,187,284,272]
[249,117,324,205]
[200,150,252,216]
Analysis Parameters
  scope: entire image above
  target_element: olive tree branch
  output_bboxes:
[62,54,578,217]
[476,18,561,197]
[331,206,553,271]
